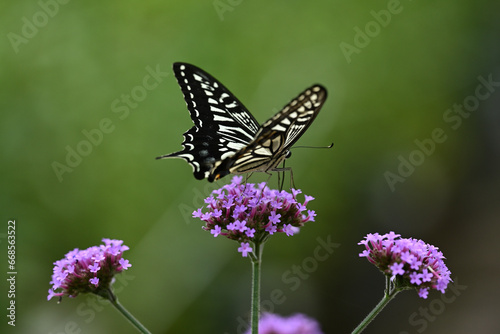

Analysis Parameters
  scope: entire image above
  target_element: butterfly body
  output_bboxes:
[157,62,327,182]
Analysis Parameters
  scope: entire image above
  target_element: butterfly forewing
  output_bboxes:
[260,85,326,150]
[156,63,260,179]
[174,63,260,143]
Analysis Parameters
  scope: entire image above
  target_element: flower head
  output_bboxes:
[244,313,324,334]
[358,232,451,298]
[48,238,131,301]
[193,176,316,257]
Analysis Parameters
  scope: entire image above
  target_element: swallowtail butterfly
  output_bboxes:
[157,62,327,182]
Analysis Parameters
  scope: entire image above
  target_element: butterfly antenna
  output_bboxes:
[264,172,273,187]
[291,142,334,150]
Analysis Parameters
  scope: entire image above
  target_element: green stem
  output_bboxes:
[250,241,264,334]
[102,288,151,334]
[351,276,400,334]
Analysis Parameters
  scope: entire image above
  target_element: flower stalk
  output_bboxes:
[351,276,402,334]
[250,241,263,334]
[109,294,152,334]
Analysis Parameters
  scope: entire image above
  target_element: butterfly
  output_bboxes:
[156,62,327,182]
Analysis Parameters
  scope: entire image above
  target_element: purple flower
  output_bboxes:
[409,272,422,285]
[192,208,203,218]
[119,258,131,270]
[48,238,131,301]
[238,242,253,257]
[283,224,295,236]
[234,220,248,232]
[245,228,255,238]
[305,210,316,222]
[269,211,281,224]
[234,204,247,216]
[211,225,222,237]
[358,232,451,299]
[266,224,278,235]
[193,176,316,257]
[244,313,324,334]
[89,277,99,286]
[389,262,405,279]
[271,200,283,209]
[304,195,315,205]
[418,288,429,299]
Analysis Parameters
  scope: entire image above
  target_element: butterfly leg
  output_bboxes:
[284,167,295,190]
[269,166,293,190]
[264,172,273,187]
[289,167,295,190]
[278,171,283,191]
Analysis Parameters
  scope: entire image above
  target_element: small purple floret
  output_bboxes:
[238,242,253,257]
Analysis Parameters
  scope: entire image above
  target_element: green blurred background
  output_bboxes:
[1,0,499,333]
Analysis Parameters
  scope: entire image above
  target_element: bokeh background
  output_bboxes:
[1,1,499,333]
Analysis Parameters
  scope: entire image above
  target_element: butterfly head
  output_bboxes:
[208,158,233,182]
[209,172,227,182]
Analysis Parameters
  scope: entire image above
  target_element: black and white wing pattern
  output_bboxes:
[157,62,327,182]
[156,62,260,180]
[210,85,327,181]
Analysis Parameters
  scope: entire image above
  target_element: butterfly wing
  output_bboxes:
[209,85,327,181]
[157,63,261,180]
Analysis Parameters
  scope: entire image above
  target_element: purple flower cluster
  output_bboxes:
[48,238,131,301]
[359,232,451,299]
[193,176,316,257]
[244,313,324,334]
